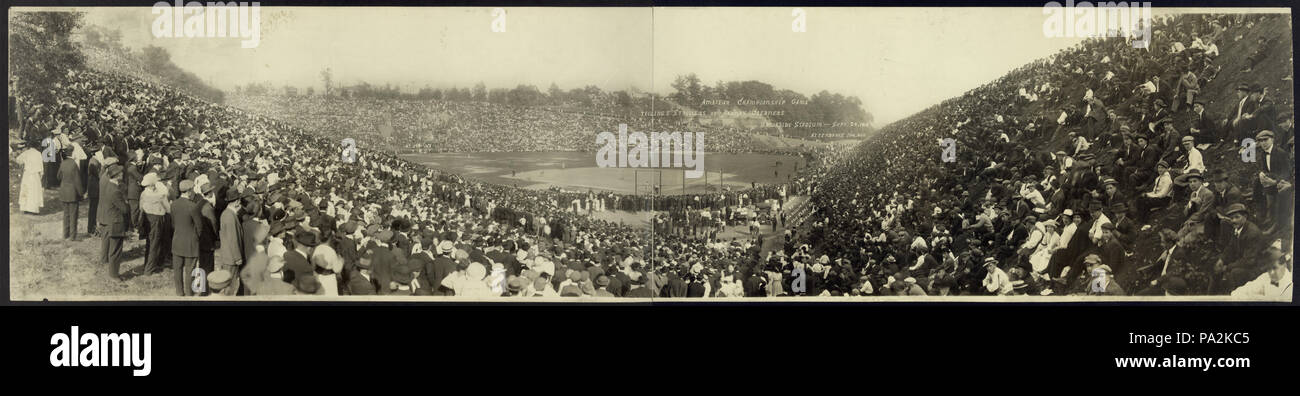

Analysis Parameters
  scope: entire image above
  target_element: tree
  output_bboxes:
[320,68,333,96]
[548,82,563,104]
[614,90,632,108]
[507,84,543,106]
[669,73,703,106]
[472,82,488,102]
[9,11,86,110]
[488,88,509,104]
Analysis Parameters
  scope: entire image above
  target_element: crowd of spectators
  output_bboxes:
[10,13,1291,299]
[795,13,1293,297]
[225,94,773,154]
[10,67,830,298]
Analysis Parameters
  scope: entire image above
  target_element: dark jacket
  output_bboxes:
[170,196,203,258]
[345,269,377,295]
[103,182,129,237]
[97,173,116,224]
[199,201,218,252]
[1219,221,1263,270]
[57,160,84,203]
[1258,144,1292,186]
[85,157,102,199]
[368,245,397,295]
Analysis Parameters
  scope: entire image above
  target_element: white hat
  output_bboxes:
[437,240,455,254]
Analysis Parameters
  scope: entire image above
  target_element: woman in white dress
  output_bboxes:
[1027,220,1061,275]
[17,142,45,214]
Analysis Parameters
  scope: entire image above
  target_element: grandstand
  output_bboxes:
[8,10,1292,299]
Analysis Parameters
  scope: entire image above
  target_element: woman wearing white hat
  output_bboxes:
[310,244,343,296]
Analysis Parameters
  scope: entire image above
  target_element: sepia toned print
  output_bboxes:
[7,6,1292,301]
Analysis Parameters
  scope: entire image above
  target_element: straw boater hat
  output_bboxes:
[207,270,232,292]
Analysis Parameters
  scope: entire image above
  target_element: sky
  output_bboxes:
[59,6,1288,125]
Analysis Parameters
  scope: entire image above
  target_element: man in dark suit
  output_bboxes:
[56,148,84,240]
[197,182,219,275]
[1108,202,1137,253]
[216,189,246,296]
[625,274,657,298]
[85,146,104,235]
[1081,97,1108,139]
[407,235,436,293]
[171,180,204,296]
[1098,178,1127,209]
[1232,84,1275,142]
[346,248,378,295]
[1126,136,1162,189]
[366,231,397,295]
[102,165,129,282]
[1215,204,1264,292]
[1246,85,1277,136]
[1252,130,1292,233]
[1145,99,1169,134]
[123,155,142,235]
[1187,101,1218,145]
[420,241,457,296]
[743,267,767,297]
[97,155,120,264]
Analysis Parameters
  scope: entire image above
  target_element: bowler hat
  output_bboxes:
[1174,169,1205,184]
[105,165,124,179]
[295,231,321,247]
[1224,203,1249,217]
[222,188,247,203]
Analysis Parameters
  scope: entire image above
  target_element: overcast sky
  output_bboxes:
[72,6,1285,125]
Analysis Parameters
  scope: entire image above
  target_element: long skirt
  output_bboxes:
[19,170,44,213]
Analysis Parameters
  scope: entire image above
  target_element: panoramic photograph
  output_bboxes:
[7,6,1293,301]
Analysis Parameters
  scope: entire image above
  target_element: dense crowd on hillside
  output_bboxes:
[10,68,829,298]
[9,13,1292,299]
[225,94,772,154]
[799,13,1293,297]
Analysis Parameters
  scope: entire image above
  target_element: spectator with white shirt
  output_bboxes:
[1230,258,1292,299]
[1136,161,1173,226]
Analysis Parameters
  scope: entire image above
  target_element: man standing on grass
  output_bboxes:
[171,180,204,296]
[57,148,84,240]
[217,189,246,296]
[137,172,171,276]
[102,165,128,282]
